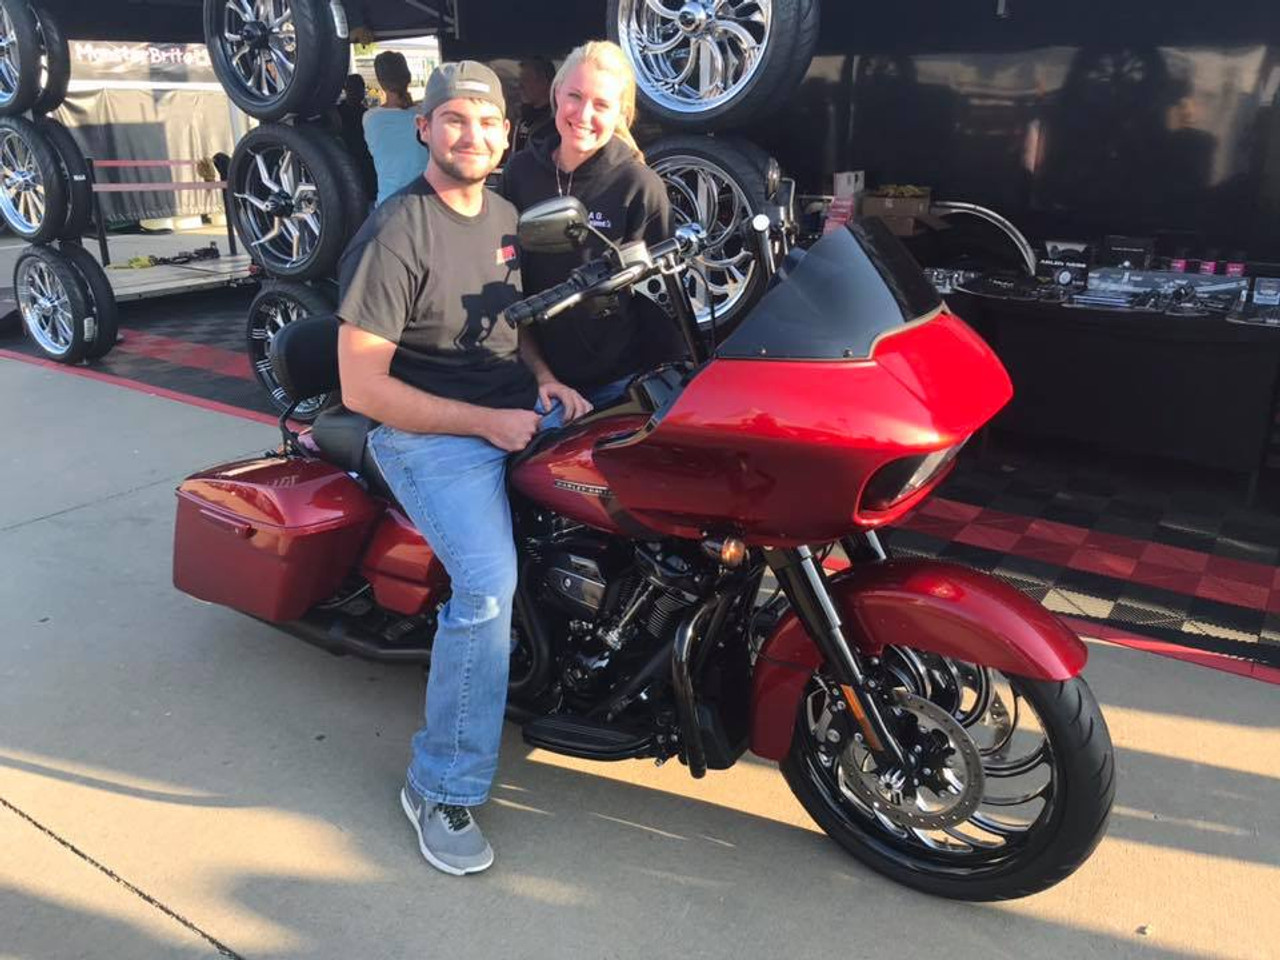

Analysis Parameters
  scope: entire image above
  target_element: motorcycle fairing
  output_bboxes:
[748,560,1088,760]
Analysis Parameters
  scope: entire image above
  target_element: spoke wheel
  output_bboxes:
[204,0,345,121]
[647,136,773,332]
[0,115,67,242]
[610,0,817,129]
[229,123,346,280]
[782,650,1115,900]
[16,244,90,363]
[0,0,41,116]
[246,278,334,419]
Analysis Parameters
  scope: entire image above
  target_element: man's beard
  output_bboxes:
[432,152,493,186]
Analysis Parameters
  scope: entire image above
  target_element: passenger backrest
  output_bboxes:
[270,315,340,403]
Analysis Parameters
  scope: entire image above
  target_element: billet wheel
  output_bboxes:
[647,135,773,331]
[610,0,819,130]
[15,243,90,363]
[0,0,41,116]
[204,0,347,122]
[36,117,90,239]
[30,3,68,115]
[781,649,1115,901]
[0,115,66,242]
[58,242,119,361]
[247,278,334,419]
[228,123,346,280]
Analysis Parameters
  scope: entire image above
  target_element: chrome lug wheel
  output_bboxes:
[651,151,759,327]
[234,145,321,272]
[619,0,771,115]
[18,257,74,356]
[0,129,45,233]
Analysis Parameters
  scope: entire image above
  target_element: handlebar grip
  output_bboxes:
[503,278,586,328]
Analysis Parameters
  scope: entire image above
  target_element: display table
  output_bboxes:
[947,292,1280,484]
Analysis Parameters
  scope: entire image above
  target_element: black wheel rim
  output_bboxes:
[248,290,328,418]
[218,0,298,106]
[233,139,325,273]
[797,654,1063,877]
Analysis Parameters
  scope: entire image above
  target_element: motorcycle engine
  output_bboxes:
[536,537,705,697]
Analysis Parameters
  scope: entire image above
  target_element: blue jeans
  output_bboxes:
[366,400,563,806]
[583,375,633,409]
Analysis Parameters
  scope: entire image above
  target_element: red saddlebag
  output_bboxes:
[173,457,381,621]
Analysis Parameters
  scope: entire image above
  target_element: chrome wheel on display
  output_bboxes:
[15,244,90,364]
[621,0,771,116]
[204,0,346,121]
[246,279,334,419]
[0,0,41,116]
[610,0,818,129]
[647,136,774,331]
[0,115,66,242]
[228,124,345,280]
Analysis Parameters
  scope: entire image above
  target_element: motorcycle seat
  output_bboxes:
[308,405,397,501]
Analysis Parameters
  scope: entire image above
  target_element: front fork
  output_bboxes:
[762,545,908,770]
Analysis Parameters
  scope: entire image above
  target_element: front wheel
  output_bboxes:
[781,658,1114,900]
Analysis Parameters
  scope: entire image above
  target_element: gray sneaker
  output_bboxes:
[400,781,494,876]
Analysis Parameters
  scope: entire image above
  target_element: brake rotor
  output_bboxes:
[836,690,986,831]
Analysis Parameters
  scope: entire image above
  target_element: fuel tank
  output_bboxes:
[508,412,654,536]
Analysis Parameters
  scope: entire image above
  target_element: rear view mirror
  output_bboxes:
[517,196,589,253]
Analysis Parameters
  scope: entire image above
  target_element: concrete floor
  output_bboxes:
[1,355,1277,960]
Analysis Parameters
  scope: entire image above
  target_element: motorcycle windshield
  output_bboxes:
[717,218,942,361]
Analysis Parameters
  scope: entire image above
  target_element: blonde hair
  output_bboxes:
[551,40,643,162]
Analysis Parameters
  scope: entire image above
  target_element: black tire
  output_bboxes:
[611,0,819,131]
[30,3,68,115]
[247,278,335,420]
[305,121,371,245]
[228,122,347,280]
[781,671,1115,901]
[14,243,90,363]
[646,135,774,333]
[58,242,118,361]
[35,117,90,239]
[0,0,42,116]
[0,115,67,242]
[204,0,346,122]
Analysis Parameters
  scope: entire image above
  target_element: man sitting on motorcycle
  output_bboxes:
[336,61,590,876]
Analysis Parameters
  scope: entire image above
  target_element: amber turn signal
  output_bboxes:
[702,537,747,567]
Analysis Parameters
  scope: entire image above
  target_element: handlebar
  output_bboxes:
[502,225,706,328]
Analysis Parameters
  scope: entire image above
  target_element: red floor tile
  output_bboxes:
[1139,541,1211,573]
[955,524,1023,553]
[1069,547,1139,579]
[1197,576,1270,610]
[1023,518,1090,547]
[1204,554,1276,589]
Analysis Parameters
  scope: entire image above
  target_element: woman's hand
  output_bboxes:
[538,378,593,422]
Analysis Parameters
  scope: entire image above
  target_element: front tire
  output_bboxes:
[781,666,1115,900]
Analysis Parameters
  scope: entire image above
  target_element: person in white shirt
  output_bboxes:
[363,51,431,207]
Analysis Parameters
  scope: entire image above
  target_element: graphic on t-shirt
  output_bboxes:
[457,281,516,351]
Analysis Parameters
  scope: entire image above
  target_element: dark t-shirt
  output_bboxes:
[336,177,537,410]
[502,136,684,392]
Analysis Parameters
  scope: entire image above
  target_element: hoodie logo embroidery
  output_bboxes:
[588,212,612,230]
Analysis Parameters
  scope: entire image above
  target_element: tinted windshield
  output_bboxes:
[718,219,942,361]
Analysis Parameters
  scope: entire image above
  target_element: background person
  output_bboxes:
[363,51,431,207]
[502,40,683,408]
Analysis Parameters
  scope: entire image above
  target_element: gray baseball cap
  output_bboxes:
[421,61,506,118]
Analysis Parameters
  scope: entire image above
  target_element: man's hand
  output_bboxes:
[538,379,593,422]
[483,408,542,452]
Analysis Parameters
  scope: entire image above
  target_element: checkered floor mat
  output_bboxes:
[4,286,1276,669]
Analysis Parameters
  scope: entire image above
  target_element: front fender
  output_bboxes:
[750,560,1087,760]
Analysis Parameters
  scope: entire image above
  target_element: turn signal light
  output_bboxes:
[702,537,747,567]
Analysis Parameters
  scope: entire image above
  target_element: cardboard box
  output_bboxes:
[862,193,932,219]
[875,215,918,237]
[833,170,865,198]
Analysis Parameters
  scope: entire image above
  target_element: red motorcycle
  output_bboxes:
[173,199,1114,900]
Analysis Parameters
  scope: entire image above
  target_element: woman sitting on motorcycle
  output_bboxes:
[502,40,685,409]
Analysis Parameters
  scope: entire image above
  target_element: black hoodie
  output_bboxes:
[502,135,683,392]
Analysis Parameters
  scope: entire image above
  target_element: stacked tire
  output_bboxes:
[203,0,365,419]
[1,0,116,363]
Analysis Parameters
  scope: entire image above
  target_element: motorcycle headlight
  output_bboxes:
[860,442,966,513]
